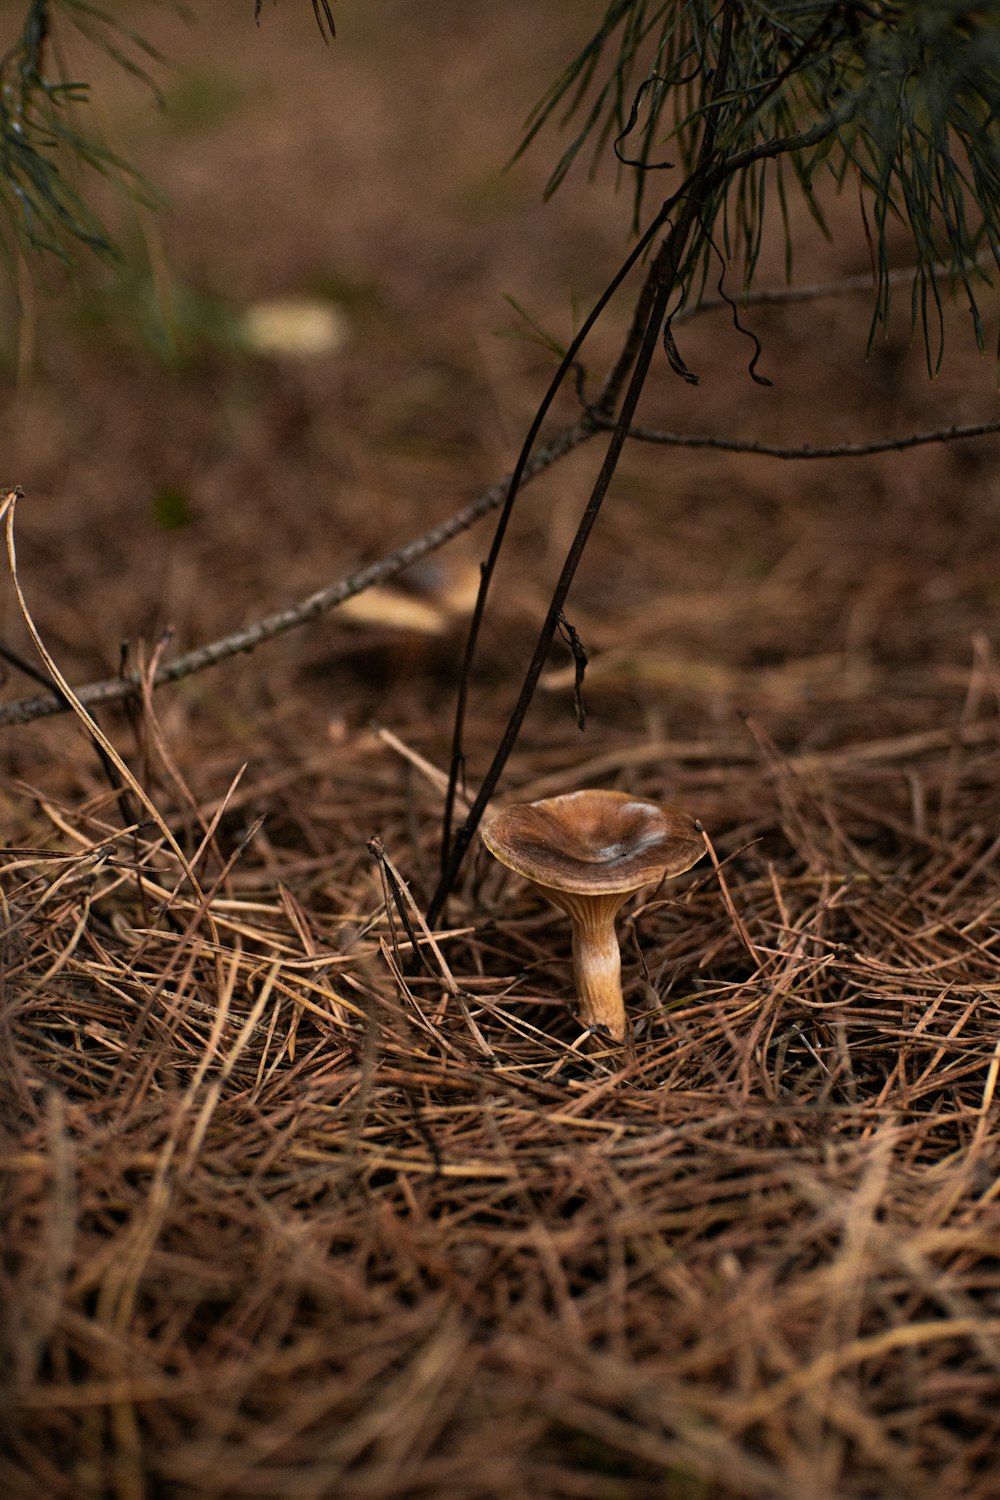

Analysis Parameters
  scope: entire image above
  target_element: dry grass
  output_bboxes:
[2,681,1000,1499]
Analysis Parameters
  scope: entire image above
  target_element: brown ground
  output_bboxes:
[2,3,1000,1497]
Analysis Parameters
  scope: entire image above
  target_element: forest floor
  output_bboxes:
[2,2,1000,1496]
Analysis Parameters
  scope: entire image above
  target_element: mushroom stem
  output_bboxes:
[541,887,630,1041]
[570,906,627,1040]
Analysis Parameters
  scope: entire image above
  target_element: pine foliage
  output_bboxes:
[521,0,1000,364]
[0,1,166,266]
[0,1,328,272]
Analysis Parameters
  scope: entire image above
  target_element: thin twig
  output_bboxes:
[428,275,683,928]
[595,416,1000,460]
[674,255,996,323]
[427,1,742,927]
[438,208,673,873]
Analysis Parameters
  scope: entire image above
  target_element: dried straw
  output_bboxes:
[3,695,1000,1499]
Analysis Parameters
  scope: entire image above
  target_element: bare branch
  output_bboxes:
[0,420,595,731]
[595,417,1000,461]
[674,256,997,323]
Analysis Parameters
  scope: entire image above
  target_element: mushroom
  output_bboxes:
[481,788,704,1041]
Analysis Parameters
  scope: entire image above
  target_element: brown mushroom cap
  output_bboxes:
[481,788,704,896]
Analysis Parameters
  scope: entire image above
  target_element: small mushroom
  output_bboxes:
[481,788,704,1041]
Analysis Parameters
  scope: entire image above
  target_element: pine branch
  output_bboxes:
[0,1,166,265]
[524,1,1000,368]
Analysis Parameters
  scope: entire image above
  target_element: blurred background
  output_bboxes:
[0,0,997,826]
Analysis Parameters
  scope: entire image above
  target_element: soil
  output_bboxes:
[2,4,1000,1497]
